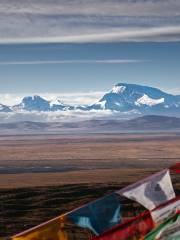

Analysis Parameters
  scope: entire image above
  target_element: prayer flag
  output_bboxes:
[68,193,121,235]
[170,163,180,174]
[118,169,175,210]
[12,215,68,240]
[144,211,180,240]
[12,214,94,240]
[151,197,180,224]
[92,211,154,240]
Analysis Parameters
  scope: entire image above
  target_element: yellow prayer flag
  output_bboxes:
[12,215,68,240]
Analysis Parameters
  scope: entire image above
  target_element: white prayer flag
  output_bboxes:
[151,198,180,223]
[117,169,175,210]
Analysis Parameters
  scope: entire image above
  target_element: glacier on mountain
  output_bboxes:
[0,83,180,117]
[90,83,180,115]
[135,94,165,107]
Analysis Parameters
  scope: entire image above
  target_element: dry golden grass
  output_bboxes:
[0,168,155,188]
[0,133,179,237]
[0,133,179,188]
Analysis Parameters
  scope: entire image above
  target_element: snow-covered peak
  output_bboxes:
[22,95,45,102]
[0,83,179,115]
[136,94,164,107]
[0,104,4,110]
[95,100,106,109]
[89,83,176,113]
[0,103,12,112]
[112,85,126,94]
[15,95,50,112]
[49,98,63,107]
[32,95,39,100]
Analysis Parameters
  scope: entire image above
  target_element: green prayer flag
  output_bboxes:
[145,212,180,240]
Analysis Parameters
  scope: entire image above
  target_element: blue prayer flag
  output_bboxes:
[68,193,121,235]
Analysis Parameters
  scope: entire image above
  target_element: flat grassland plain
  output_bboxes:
[0,133,179,237]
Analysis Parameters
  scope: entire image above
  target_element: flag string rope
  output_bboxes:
[11,162,179,239]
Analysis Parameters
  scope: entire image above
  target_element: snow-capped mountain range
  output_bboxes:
[1,83,180,116]
[12,95,74,112]
[89,83,180,115]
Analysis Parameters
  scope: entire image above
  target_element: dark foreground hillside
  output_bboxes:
[1,175,179,238]
[0,133,179,238]
[0,183,122,237]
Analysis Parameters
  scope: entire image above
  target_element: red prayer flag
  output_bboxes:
[151,196,180,224]
[92,211,154,240]
[170,162,180,173]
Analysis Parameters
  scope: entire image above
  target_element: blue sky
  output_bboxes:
[0,42,179,95]
[0,0,180,103]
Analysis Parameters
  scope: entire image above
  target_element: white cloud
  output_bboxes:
[1,85,180,108]
[163,88,180,95]
[0,94,23,106]
[0,0,179,43]
[0,59,145,65]
[0,26,180,44]
[0,92,105,106]
[41,92,105,106]
[0,0,179,17]
[0,110,116,123]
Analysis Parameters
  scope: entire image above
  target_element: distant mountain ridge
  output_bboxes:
[0,83,180,116]
[0,103,12,112]
[12,95,74,112]
[89,83,180,115]
[1,115,180,134]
